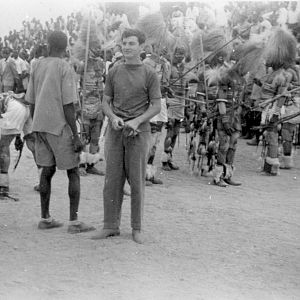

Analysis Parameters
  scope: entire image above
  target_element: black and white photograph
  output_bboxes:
[0,0,299,299]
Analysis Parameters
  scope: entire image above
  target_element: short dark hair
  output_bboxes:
[121,28,146,45]
[2,48,11,55]
[47,31,68,52]
[35,44,48,58]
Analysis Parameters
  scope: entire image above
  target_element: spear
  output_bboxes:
[170,24,254,87]
[170,94,206,105]
[252,86,300,110]
[252,110,300,131]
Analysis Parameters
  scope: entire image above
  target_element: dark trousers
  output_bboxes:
[103,124,150,230]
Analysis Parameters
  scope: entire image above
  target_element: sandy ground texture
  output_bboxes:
[0,132,300,300]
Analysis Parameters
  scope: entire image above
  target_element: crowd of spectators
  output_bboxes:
[0,12,83,60]
[0,1,299,94]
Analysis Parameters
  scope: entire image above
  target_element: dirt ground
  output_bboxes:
[0,131,299,300]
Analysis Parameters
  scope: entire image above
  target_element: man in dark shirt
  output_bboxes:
[92,29,161,243]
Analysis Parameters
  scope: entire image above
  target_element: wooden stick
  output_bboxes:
[170,24,254,86]
[170,94,206,105]
[199,33,208,104]
[82,10,91,126]
[254,86,300,109]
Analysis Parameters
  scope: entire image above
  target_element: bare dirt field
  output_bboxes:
[0,132,299,300]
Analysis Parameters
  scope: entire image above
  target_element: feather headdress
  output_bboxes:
[205,66,230,86]
[229,39,265,77]
[135,13,176,54]
[136,12,193,58]
[263,28,297,70]
[203,29,227,52]
[191,28,229,64]
[73,15,101,61]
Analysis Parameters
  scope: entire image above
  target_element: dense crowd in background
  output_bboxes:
[0,2,299,203]
[0,1,300,143]
[0,2,300,140]
[0,1,299,64]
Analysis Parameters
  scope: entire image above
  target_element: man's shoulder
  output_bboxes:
[142,63,158,76]
[107,61,124,74]
[37,57,71,71]
[143,57,156,69]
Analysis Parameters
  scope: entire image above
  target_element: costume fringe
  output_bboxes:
[229,41,264,77]
[206,66,229,86]
[190,31,204,62]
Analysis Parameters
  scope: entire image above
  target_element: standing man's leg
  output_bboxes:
[24,132,42,191]
[67,167,80,221]
[66,166,95,233]
[213,130,229,187]
[162,119,174,171]
[36,130,94,232]
[0,134,16,196]
[162,118,180,171]
[39,166,56,219]
[86,118,104,175]
[247,111,262,146]
[56,128,95,234]
[79,121,90,176]
[126,131,150,243]
[146,122,163,185]
[168,119,181,170]
[35,132,63,229]
[280,122,296,169]
[92,125,125,239]
[223,131,241,186]
[264,126,280,175]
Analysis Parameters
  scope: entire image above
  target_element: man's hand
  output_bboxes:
[123,119,141,137]
[111,116,125,130]
[14,135,24,151]
[124,119,139,132]
[72,135,84,153]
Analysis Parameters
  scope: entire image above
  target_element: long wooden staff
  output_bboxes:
[197,32,208,172]
[253,86,300,110]
[80,10,91,146]
[252,110,300,131]
[170,24,254,87]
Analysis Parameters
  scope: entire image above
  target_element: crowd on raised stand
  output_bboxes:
[1,2,299,59]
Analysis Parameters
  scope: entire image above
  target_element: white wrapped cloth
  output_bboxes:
[150,98,168,123]
[0,93,30,135]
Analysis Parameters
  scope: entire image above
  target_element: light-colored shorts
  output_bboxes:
[35,126,79,170]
